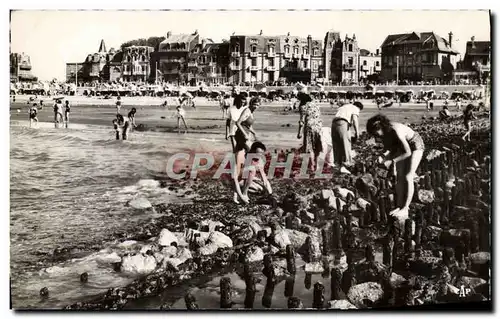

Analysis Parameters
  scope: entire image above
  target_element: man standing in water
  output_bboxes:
[64,100,71,128]
[29,103,38,128]
[53,98,63,128]
[116,96,122,114]
[226,87,248,152]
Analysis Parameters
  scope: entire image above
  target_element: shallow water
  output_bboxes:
[9,121,233,309]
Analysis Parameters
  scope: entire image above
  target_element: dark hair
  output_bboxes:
[131,107,137,113]
[249,141,266,153]
[33,103,38,107]
[366,114,392,136]
[353,101,364,110]
[116,114,124,123]
[465,104,475,113]
[249,97,261,107]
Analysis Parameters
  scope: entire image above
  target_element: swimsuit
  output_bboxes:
[407,132,425,151]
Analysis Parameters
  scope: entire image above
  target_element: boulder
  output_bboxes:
[364,138,377,146]
[200,220,225,232]
[139,244,160,254]
[458,276,488,289]
[304,262,324,273]
[127,197,152,210]
[121,254,157,275]
[356,198,370,211]
[117,240,138,248]
[390,273,407,288]
[355,174,377,198]
[207,231,233,249]
[334,187,355,201]
[161,247,193,269]
[96,252,122,265]
[347,282,384,308]
[418,190,435,204]
[246,246,264,263]
[328,300,357,309]
[285,229,309,250]
[426,149,443,161]
[172,232,189,247]
[272,229,292,249]
[470,252,490,265]
[157,229,179,247]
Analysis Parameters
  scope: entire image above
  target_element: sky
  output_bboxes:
[10,10,490,81]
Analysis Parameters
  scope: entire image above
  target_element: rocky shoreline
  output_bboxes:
[40,114,491,310]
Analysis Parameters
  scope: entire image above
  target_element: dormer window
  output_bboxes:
[251,46,257,53]
[348,44,353,52]
[303,47,308,55]
[313,49,319,56]
[233,45,240,53]
[285,45,290,54]
[293,46,299,54]
[268,45,274,53]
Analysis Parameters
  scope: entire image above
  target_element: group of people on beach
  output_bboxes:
[28,97,70,129]
[113,96,138,140]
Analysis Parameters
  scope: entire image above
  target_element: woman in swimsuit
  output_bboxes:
[462,104,477,142]
[64,100,71,128]
[128,108,137,128]
[176,104,188,134]
[367,114,425,223]
[53,99,63,128]
[116,114,131,140]
[29,103,38,128]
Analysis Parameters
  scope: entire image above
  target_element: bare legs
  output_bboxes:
[391,149,424,222]
[177,116,188,134]
[462,123,472,142]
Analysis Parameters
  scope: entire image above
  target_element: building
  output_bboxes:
[151,31,202,84]
[10,52,36,82]
[358,49,381,82]
[227,31,323,85]
[323,31,361,84]
[380,31,459,83]
[461,36,490,82]
[187,40,229,85]
[119,45,154,82]
[66,39,119,83]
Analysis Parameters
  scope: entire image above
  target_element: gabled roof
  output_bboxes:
[381,31,458,54]
[466,41,491,56]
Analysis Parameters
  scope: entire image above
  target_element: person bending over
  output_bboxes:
[366,114,425,223]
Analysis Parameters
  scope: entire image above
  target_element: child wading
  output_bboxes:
[366,114,425,224]
[53,99,63,128]
[462,104,477,142]
[64,100,71,128]
[29,104,38,128]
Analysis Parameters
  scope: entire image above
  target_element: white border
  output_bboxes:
[2,1,497,319]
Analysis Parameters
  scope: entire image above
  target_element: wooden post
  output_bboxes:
[443,247,455,268]
[262,279,275,308]
[304,273,312,290]
[313,282,325,309]
[244,273,257,309]
[365,245,375,262]
[470,221,480,253]
[284,277,295,297]
[331,267,343,300]
[404,219,413,254]
[370,202,379,224]
[286,245,296,275]
[322,228,330,256]
[424,172,431,189]
[414,210,423,248]
[220,277,233,308]
[383,236,394,269]
[185,292,199,310]
[288,297,303,309]
[379,196,387,224]
[341,263,356,295]
[332,218,342,251]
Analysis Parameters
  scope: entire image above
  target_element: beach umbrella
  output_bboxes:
[395,89,405,94]
[337,90,347,94]
[376,90,385,94]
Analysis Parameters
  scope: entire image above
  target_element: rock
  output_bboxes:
[121,254,157,275]
[335,187,355,201]
[459,276,487,289]
[285,229,309,250]
[200,220,225,232]
[347,282,384,308]
[418,190,435,204]
[96,252,122,264]
[390,273,407,288]
[127,197,152,210]
[161,247,193,269]
[470,160,480,167]
[172,232,189,247]
[355,174,376,198]
[140,244,160,254]
[340,167,351,174]
[304,262,324,273]
[207,231,233,249]
[263,227,272,238]
[449,229,470,240]
[117,240,138,248]
[470,252,490,265]
[328,300,357,309]
[298,235,322,261]
[320,189,335,201]
[157,229,179,247]
[272,229,291,249]
[356,198,370,211]
[246,246,264,263]
[364,138,377,146]
[426,149,443,161]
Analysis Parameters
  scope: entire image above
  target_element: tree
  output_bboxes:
[120,36,166,50]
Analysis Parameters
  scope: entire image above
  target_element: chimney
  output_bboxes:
[471,36,476,49]
[287,32,290,36]
[193,29,198,35]
[448,32,453,47]
[376,48,380,55]
[259,30,263,35]
[353,33,356,40]
[167,31,172,38]
[201,38,206,47]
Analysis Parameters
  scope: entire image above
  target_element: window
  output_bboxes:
[348,44,353,52]
[313,62,318,71]
[313,49,318,56]
[482,57,488,65]
[303,47,308,55]
[235,59,239,67]
[269,59,274,67]
[127,56,131,62]
[285,46,290,54]
[141,55,146,62]
[268,45,274,53]
[303,61,307,69]
[233,45,240,53]
[251,46,257,53]
[142,65,146,72]
[376,61,380,67]
[348,57,353,65]
[252,58,257,66]
[293,46,299,54]
[363,60,367,66]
